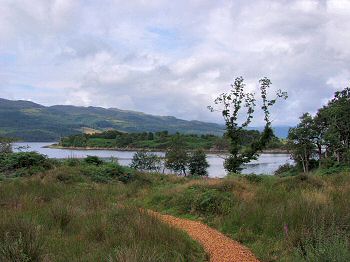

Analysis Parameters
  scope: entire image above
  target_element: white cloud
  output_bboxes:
[1,0,350,126]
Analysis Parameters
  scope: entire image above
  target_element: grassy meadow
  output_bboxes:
[139,172,350,261]
[0,157,206,262]
[0,152,350,261]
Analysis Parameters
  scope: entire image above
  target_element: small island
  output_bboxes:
[53,129,287,153]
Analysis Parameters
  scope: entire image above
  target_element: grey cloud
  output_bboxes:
[1,0,350,127]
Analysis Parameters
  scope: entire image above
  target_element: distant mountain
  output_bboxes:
[0,98,290,141]
[0,98,225,141]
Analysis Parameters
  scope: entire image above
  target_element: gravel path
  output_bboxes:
[148,210,260,262]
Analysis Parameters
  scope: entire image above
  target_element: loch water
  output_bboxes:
[14,142,294,178]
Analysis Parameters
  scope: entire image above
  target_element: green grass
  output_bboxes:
[138,173,350,261]
[0,172,206,261]
[1,152,349,261]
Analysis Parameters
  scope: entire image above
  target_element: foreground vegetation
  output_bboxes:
[0,154,206,261]
[142,171,350,261]
[1,150,349,261]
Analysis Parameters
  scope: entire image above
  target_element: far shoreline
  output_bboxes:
[44,143,289,155]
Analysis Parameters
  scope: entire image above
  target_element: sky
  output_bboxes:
[1,0,350,126]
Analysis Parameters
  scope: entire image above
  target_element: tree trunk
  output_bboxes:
[317,143,322,168]
[336,151,340,163]
[300,155,306,173]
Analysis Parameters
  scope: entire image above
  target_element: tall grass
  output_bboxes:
[1,155,349,261]
[0,171,206,262]
[142,173,350,261]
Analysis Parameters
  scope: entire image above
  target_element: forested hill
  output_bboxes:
[0,98,226,141]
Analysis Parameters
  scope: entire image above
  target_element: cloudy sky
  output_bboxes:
[1,0,349,126]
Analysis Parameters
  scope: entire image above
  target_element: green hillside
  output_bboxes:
[0,98,225,141]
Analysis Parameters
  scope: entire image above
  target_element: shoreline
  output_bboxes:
[45,144,289,154]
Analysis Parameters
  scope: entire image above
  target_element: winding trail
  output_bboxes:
[147,210,260,262]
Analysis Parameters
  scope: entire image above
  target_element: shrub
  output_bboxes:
[0,152,53,177]
[173,186,234,215]
[318,162,350,175]
[84,156,103,166]
[101,162,125,177]
[244,174,263,183]
[52,166,85,184]
[274,163,297,176]
[64,158,81,167]
[79,162,134,183]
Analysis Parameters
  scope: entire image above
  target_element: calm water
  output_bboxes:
[14,142,293,178]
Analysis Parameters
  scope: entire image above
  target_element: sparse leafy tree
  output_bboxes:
[130,151,162,172]
[0,137,14,154]
[165,136,188,175]
[188,149,209,177]
[208,77,287,173]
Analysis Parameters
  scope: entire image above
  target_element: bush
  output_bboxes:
[274,163,297,176]
[64,158,81,167]
[53,166,85,184]
[171,186,234,215]
[318,164,350,175]
[244,174,263,183]
[79,162,134,183]
[84,156,103,166]
[0,152,52,176]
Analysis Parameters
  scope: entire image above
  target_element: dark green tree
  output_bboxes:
[147,132,154,140]
[208,77,287,173]
[317,87,350,163]
[130,151,162,172]
[287,113,316,173]
[188,149,209,177]
[165,136,188,175]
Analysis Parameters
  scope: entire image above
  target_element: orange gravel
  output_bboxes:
[148,210,260,262]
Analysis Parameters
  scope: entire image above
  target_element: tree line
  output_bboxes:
[287,87,350,173]
[59,128,283,151]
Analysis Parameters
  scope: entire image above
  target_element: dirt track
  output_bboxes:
[148,210,260,262]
